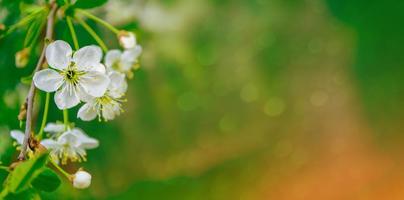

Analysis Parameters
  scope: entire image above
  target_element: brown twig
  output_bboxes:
[18,2,58,160]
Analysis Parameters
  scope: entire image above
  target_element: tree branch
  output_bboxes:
[18,2,58,160]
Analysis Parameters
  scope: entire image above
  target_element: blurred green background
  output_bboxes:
[1,0,404,199]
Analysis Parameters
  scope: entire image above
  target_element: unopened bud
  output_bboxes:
[72,170,92,189]
[18,102,27,121]
[118,31,136,49]
[15,48,30,68]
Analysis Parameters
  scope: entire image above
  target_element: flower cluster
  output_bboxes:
[2,0,143,194]
[34,35,141,121]
[11,123,98,165]
[12,33,140,189]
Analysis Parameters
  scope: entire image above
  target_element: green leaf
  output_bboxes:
[3,188,41,200]
[73,0,107,9]
[23,10,47,48]
[0,146,15,169]
[31,168,61,192]
[5,153,48,193]
[0,167,9,179]
[55,0,66,7]
[0,167,9,190]
[20,3,44,15]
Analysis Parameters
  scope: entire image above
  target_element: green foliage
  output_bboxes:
[326,0,404,141]
[31,168,61,193]
[55,0,66,7]
[73,0,107,9]
[20,3,44,15]
[3,188,41,200]
[4,153,48,193]
[0,168,9,190]
[23,10,47,48]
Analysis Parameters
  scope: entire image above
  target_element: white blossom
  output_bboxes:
[33,40,110,109]
[41,128,99,164]
[77,71,127,121]
[10,130,51,147]
[118,31,136,49]
[44,122,65,134]
[105,46,142,77]
[72,170,92,189]
[10,130,26,146]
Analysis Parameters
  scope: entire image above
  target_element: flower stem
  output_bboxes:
[66,16,79,50]
[18,1,58,161]
[76,9,119,34]
[37,92,50,140]
[74,16,108,52]
[49,158,71,179]
[63,109,69,131]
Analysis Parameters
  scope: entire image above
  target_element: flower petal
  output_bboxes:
[76,84,95,102]
[77,102,97,121]
[120,61,133,72]
[91,63,106,74]
[122,45,142,63]
[10,130,25,145]
[58,131,79,146]
[40,139,59,149]
[79,71,110,97]
[44,123,65,133]
[33,69,64,92]
[107,71,127,98]
[102,103,120,121]
[72,129,99,149]
[105,49,122,69]
[45,40,72,70]
[54,84,80,109]
[73,45,102,70]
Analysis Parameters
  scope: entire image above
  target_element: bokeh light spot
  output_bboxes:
[310,90,329,107]
[264,97,285,117]
[219,115,237,132]
[240,83,259,103]
[177,92,199,111]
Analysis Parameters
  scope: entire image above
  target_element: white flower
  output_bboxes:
[77,72,127,121]
[33,40,110,109]
[10,130,50,146]
[10,130,26,146]
[41,128,99,164]
[73,170,92,189]
[118,31,136,49]
[105,71,128,98]
[105,46,142,78]
[44,122,65,134]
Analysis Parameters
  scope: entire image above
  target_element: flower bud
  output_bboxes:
[18,102,27,121]
[118,31,136,49]
[72,170,92,189]
[15,48,30,68]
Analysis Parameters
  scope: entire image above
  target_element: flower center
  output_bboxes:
[66,70,76,80]
[112,61,122,71]
[62,63,85,85]
[96,95,113,105]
